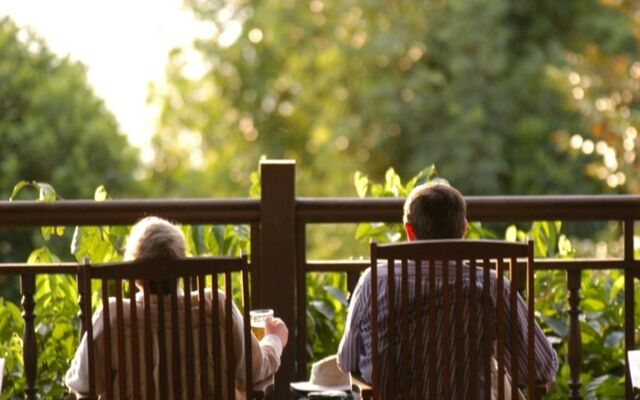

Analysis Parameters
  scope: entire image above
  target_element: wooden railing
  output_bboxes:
[1,160,640,399]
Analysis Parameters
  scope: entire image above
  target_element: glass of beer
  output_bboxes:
[250,309,273,340]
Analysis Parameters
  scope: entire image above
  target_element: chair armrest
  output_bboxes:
[251,374,275,399]
[535,380,556,396]
[351,374,373,400]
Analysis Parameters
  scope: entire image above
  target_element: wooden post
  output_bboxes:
[260,160,296,398]
[567,270,582,400]
[21,273,37,400]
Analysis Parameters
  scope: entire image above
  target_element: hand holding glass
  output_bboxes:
[250,309,274,340]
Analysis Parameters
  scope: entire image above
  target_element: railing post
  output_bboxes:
[259,160,296,399]
[624,219,635,400]
[21,273,37,400]
[295,220,307,381]
[567,270,582,400]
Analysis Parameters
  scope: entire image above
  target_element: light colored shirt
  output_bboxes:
[65,288,282,400]
[337,262,558,399]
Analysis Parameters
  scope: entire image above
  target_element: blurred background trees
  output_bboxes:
[3,1,640,198]
[0,17,139,200]
[0,17,140,262]
[3,0,640,256]
[147,0,640,196]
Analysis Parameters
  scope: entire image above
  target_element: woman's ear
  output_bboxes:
[404,223,417,241]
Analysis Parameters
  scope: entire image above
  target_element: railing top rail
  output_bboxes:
[0,198,260,226]
[303,258,639,273]
[296,195,640,222]
[0,263,77,275]
[2,195,639,226]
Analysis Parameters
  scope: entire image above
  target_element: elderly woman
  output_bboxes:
[65,216,288,399]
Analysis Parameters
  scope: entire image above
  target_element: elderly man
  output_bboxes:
[65,216,288,399]
[337,183,558,398]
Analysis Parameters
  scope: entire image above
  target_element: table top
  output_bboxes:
[0,358,4,393]
[290,387,357,399]
[628,350,640,390]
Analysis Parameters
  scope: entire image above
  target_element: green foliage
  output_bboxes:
[306,273,349,364]
[0,184,251,398]
[0,169,636,397]
[146,0,637,196]
[353,166,440,243]
[0,17,141,266]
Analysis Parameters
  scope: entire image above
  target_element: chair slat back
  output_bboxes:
[369,239,536,400]
[78,255,254,400]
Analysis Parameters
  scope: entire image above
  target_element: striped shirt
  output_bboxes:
[65,288,283,399]
[337,262,558,399]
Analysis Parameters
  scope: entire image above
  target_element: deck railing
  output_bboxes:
[1,160,640,399]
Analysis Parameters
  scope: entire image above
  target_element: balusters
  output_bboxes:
[624,219,635,400]
[567,270,582,400]
[21,274,37,400]
[77,259,90,336]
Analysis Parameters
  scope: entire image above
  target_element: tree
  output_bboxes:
[543,0,640,193]
[0,17,140,263]
[0,17,139,200]
[148,0,640,196]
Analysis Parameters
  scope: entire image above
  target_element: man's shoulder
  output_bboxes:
[357,264,391,284]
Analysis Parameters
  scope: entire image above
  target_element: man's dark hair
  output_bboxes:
[403,183,467,240]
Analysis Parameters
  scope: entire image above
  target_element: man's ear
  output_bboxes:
[404,223,416,241]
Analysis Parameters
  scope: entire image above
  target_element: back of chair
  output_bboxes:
[369,239,536,400]
[78,255,254,400]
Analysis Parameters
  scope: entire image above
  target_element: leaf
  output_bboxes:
[52,322,69,340]
[354,171,368,198]
[354,223,372,241]
[27,247,60,264]
[403,172,422,194]
[384,168,401,196]
[94,185,109,201]
[249,170,261,199]
[405,164,436,191]
[205,225,226,255]
[70,226,112,262]
[41,226,53,241]
[607,274,624,302]
[557,234,573,257]
[604,330,624,347]
[9,180,32,200]
[466,222,498,240]
[505,225,517,242]
[369,182,384,197]
[585,374,611,394]
[37,182,56,202]
[70,226,82,256]
[583,298,606,312]
[532,230,548,258]
[310,300,334,319]
[595,375,625,398]
[542,221,559,256]
[386,231,402,242]
[323,285,348,306]
[539,315,568,337]
[355,223,389,243]
[181,225,198,256]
